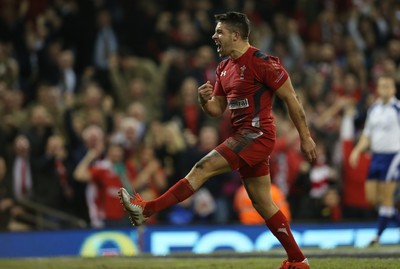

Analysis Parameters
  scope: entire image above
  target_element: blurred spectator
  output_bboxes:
[163,48,190,110]
[234,183,291,225]
[146,121,187,187]
[167,76,207,135]
[336,72,363,102]
[264,15,304,71]
[309,143,337,200]
[128,144,166,200]
[340,102,373,219]
[31,135,74,214]
[270,113,305,196]
[111,117,142,159]
[298,143,340,221]
[16,13,44,96]
[0,155,32,231]
[68,83,114,134]
[186,45,218,85]
[35,84,64,132]
[0,41,19,89]
[192,188,217,223]
[94,7,118,68]
[125,101,148,139]
[56,49,78,94]
[38,40,63,87]
[0,89,26,134]
[344,51,368,91]
[71,124,106,223]
[9,135,33,201]
[24,105,54,159]
[0,155,11,229]
[319,187,342,222]
[128,143,167,223]
[0,0,29,43]
[108,50,172,120]
[74,142,131,228]
[93,7,118,82]
[0,135,37,231]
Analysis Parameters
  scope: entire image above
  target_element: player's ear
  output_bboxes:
[232,31,239,41]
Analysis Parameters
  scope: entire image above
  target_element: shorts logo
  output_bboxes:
[228,98,249,109]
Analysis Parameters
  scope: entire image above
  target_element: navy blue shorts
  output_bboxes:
[368,153,400,182]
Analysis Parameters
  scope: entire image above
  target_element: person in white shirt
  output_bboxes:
[350,75,400,246]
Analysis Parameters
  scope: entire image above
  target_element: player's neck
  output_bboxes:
[381,97,392,104]
[230,42,251,60]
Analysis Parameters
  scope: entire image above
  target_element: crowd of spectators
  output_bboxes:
[1,0,400,230]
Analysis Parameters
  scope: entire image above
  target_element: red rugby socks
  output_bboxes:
[143,178,195,217]
[265,210,305,262]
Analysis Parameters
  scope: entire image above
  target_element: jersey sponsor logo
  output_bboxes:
[228,98,249,109]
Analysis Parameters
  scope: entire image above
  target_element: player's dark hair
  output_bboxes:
[214,11,250,41]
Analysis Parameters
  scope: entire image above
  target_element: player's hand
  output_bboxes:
[349,150,359,168]
[300,137,317,163]
[198,81,213,104]
[85,148,101,161]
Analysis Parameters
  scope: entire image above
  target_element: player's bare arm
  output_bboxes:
[73,149,98,182]
[198,80,227,117]
[349,133,370,168]
[275,77,317,163]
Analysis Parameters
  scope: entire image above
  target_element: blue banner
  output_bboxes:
[143,223,399,255]
[0,223,398,258]
[0,229,139,258]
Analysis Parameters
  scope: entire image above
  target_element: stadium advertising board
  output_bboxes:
[0,223,398,258]
[0,230,139,258]
[144,224,399,255]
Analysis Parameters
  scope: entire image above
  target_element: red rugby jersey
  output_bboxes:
[214,46,288,139]
[89,160,133,220]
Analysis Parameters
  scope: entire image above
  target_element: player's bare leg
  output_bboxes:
[365,180,379,206]
[243,175,310,269]
[242,175,279,219]
[369,181,398,246]
[119,150,231,225]
[185,150,232,189]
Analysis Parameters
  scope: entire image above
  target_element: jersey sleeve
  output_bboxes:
[213,75,225,96]
[257,56,289,91]
[213,61,226,96]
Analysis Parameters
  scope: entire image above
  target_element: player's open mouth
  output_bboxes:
[215,42,221,52]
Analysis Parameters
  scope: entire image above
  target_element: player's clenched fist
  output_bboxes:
[198,80,213,105]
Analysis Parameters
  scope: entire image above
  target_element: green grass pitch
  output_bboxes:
[1,256,400,269]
